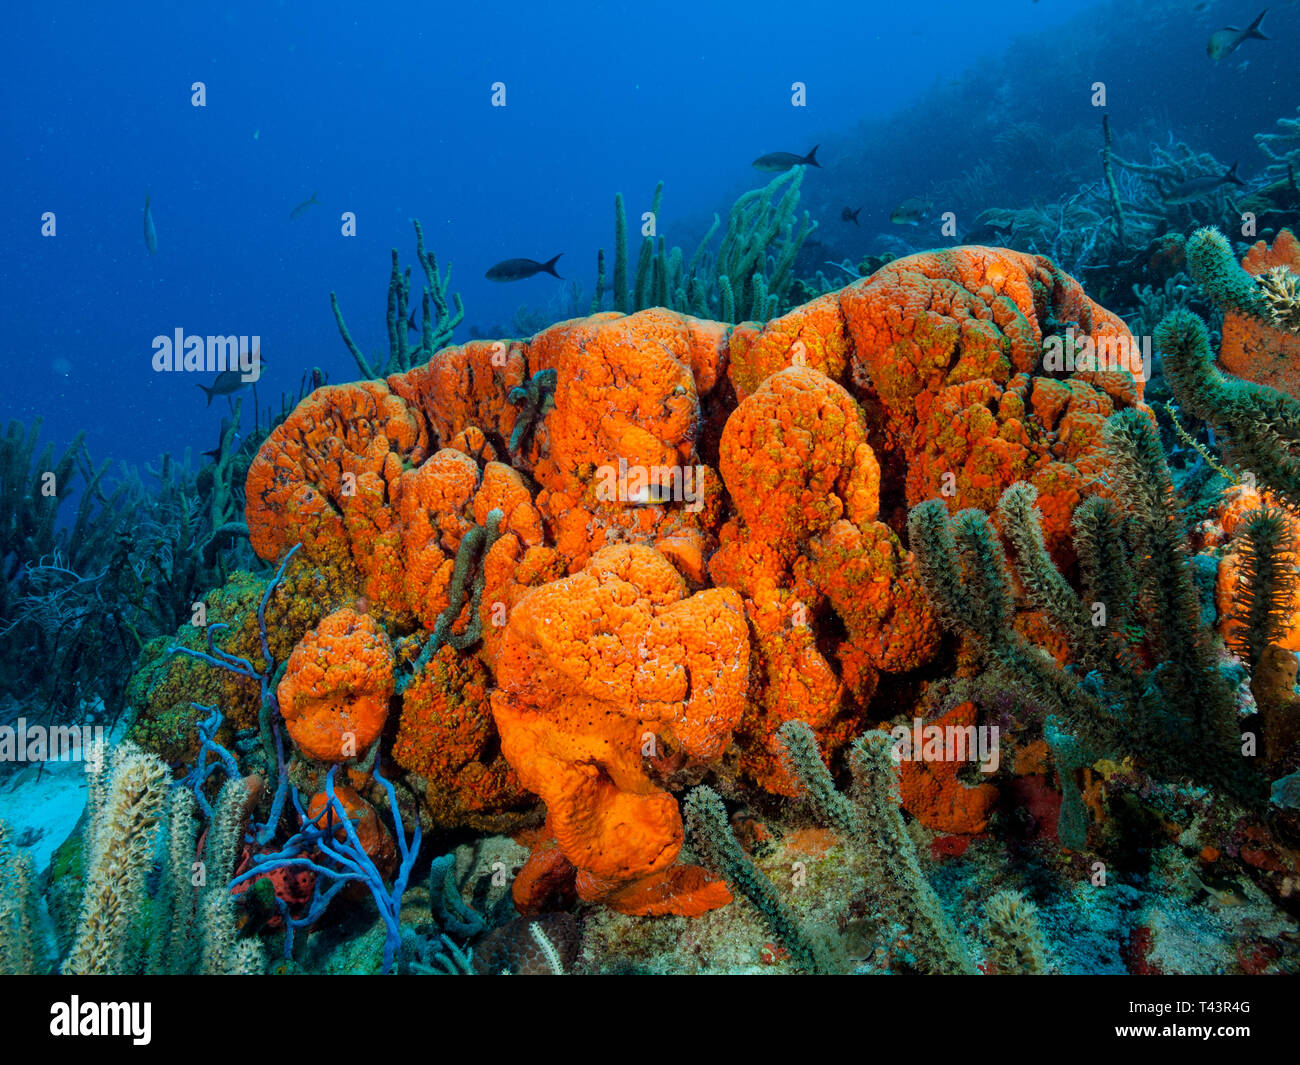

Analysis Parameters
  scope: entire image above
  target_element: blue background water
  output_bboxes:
[2,0,1295,476]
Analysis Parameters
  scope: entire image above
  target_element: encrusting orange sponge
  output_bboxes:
[490,544,748,915]
[277,608,395,763]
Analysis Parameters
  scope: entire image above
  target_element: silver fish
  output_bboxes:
[1207,9,1268,60]
[1163,163,1245,205]
[752,146,820,172]
[198,353,267,406]
[143,193,157,255]
[890,197,934,225]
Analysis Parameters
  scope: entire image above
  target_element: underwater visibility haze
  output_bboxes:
[6,0,1300,1002]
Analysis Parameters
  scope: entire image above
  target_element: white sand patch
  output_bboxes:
[0,718,127,873]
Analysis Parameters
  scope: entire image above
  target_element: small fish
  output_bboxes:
[890,197,934,226]
[201,418,240,460]
[289,191,320,220]
[752,145,820,172]
[485,254,564,282]
[841,206,862,225]
[198,370,250,406]
[1163,162,1245,205]
[198,354,266,406]
[1207,8,1268,60]
[143,193,157,255]
[406,307,419,334]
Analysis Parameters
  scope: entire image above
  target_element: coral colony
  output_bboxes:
[6,25,1300,994]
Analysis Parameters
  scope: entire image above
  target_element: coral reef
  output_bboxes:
[18,233,1293,979]
[177,244,1157,919]
[909,413,1256,808]
[1164,229,1300,504]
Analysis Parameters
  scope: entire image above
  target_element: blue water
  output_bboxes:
[2,0,1296,474]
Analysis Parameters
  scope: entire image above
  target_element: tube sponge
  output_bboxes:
[1186,227,1272,320]
[683,784,838,974]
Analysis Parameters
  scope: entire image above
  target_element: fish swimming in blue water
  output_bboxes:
[753,146,820,172]
[1162,162,1245,205]
[1207,9,1268,61]
[890,197,933,225]
[143,193,157,255]
[198,354,266,406]
[841,206,862,225]
[290,192,320,220]
[485,254,564,282]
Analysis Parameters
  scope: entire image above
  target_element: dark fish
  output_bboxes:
[890,197,934,225]
[1207,9,1268,60]
[752,145,820,172]
[198,354,267,406]
[1163,162,1245,205]
[198,371,248,406]
[289,191,320,220]
[485,254,564,282]
[407,307,419,334]
[143,193,157,255]
[841,206,862,225]
[201,419,239,460]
